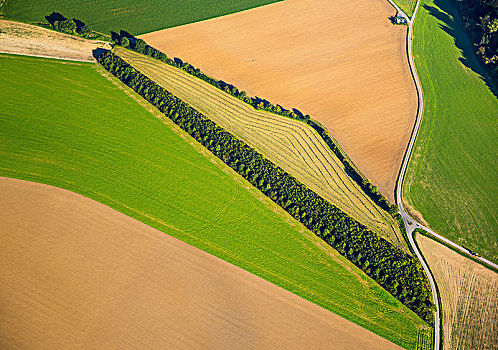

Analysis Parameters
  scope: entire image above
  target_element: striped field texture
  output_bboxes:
[114,47,407,252]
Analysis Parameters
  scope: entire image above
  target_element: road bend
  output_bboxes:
[388,0,498,348]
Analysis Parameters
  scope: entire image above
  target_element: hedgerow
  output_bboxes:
[97,51,435,324]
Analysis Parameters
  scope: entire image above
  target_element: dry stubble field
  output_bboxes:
[417,234,498,350]
[0,177,402,350]
[140,0,417,201]
[114,47,407,251]
[0,20,110,61]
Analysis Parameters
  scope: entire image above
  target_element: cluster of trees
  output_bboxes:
[45,12,93,38]
[112,32,398,216]
[97,51,435,324]
[456,0,498,77]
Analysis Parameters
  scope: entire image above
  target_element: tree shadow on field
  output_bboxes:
[45,12,65,26]
[423,0,498,98]
[92,48,108,59]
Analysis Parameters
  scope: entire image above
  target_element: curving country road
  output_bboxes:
[387,0,439,348]
[388,0,498,349]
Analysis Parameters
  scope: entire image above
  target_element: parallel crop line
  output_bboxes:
[116,49,405,248]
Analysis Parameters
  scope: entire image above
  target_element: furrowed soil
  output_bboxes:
[417,234,498,350]
[0,20,110,61]
[0,177,402,350]
[139,0,417,202]
[114,47,407,252]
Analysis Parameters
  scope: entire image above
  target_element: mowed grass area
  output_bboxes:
[417,234,498,349]
[404,0,498,263]
[0,54,430,349]
[0,0,281,35]
[114,47,407,252]
[393,0,417,17]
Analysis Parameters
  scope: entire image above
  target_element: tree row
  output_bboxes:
[97,51,435,324]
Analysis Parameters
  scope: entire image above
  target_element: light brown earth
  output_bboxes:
[0,177,401,350]
[417,234,498,350]
[0,20,110,61]
[140,0,417,202]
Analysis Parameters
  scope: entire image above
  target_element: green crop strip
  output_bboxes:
[1,0,281,34]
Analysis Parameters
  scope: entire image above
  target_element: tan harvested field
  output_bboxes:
[114,47,407,251]
[139,0,417,202]
[0,20,110,61]
[417,234,498,350]
[0,177,402,350]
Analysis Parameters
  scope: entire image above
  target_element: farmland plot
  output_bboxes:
[417,234,498,350]
[114,47,407,251]
[139,0,417,202]
[0,177,402,350]
[393,0,417,17]
[0,54,429,349]
[405,0,498,263]
[0,0,281,34]
[0,20,110,61]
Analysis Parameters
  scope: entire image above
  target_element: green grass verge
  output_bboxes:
[0,0,281,35]
[392,0,418,17]
[0,54,431,349]
[404,0,498,264]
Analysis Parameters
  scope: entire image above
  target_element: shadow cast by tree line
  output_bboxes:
[423,0,498,99]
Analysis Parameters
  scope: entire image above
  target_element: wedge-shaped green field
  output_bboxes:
[0,54,430,349]
[405,0,498,263]
[114,47,407,253]
[393,0,417,17]
[0,0,281,34]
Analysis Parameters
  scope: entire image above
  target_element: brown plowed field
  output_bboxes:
[139,0,417,201]
[0,177,401,350]
[417,234,498,349]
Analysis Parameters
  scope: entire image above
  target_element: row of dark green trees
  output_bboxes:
[113,33,397,216]
[97,50,435,324]
[45,12,105,40]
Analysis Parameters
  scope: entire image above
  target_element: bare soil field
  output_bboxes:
[0,177,401,350]
[114,47,406,251]
[0,20,110,61]
[417,234,498,349]
[140,0,417,201]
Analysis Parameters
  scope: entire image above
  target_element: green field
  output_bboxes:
[393,0,417,18]
[0,0,280,35]
[404,0,498,263]
[114,47,408,253]
[0,54,431,349]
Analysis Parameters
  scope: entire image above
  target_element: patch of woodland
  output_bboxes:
[44,12,108,41]
[455,0,497,79]
[97,50,436,325]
